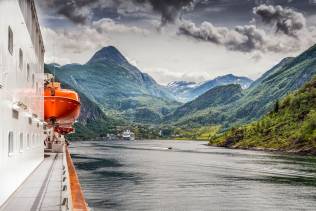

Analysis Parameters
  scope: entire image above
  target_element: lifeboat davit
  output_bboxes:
[44,82,80,130]
[54,126,75,135]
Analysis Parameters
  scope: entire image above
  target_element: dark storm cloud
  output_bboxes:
[133,0,196,25]
[253,4,306,37]
[41,0,197,25]
[40,0,100,24]
[177,3,314,53]
[178,20,269,53]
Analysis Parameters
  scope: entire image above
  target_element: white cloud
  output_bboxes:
[147,67,207,85]
[92,18,149,34]
[42,19,149,64]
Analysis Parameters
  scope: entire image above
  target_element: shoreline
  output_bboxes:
[70,138,316,156]
[208,143,316,156]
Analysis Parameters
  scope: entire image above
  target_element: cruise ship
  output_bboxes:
[0,0,87,210]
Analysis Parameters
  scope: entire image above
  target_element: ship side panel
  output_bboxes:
[0,0,45,206]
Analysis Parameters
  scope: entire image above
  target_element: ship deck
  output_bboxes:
[1,153,63,211]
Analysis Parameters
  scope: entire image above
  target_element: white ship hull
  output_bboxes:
[0,0,45,206]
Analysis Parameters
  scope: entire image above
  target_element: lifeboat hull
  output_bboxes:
[44,82,81,134]
[44,96,80,125]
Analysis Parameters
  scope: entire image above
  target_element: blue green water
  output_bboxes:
[70,140,316,211]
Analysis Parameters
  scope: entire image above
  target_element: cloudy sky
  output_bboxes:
[37,0,316,85]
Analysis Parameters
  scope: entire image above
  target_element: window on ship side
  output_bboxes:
[27,134,30,149]
[32,74,35,88]
[19,133,24,153]
[27,64,30,82]
[32,134,35,147]
[19,49,23,70]
[36,82,38,94]
[8,26,13,55]
[8,131,14,156]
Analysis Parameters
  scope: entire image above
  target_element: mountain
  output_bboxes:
[87,45,127,65]
[167,74,253,102]
[45,46,180,124]
[166,44,316,128]
[166,84,243,122]
[167,81,197,102]
[209,77,316,155]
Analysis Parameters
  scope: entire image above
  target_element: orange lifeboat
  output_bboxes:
[44,82,80,130]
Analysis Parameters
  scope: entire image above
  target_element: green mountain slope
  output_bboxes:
[167,44,316,128]
[45,46,180,123]
[165,84,243,123]
[209,77,316,155]
[167,74,253,102]
[184,74,252,101]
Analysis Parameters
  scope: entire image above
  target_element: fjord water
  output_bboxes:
[70,140,316,211]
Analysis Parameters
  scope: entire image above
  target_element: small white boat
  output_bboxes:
[122,129,135,141]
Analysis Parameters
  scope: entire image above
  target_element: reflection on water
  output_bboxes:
[70,140,316,211]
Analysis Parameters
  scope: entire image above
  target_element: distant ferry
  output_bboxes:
[0,1,88,210]
[122,129,136,141]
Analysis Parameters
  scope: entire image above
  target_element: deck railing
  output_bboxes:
[64,147,89,211]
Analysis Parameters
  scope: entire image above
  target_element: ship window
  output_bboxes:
[27,134,30,149]
[12,109,19,119]
[32,74,35,88]
[19,49,23,70]
[8,132,14,156]
[8,26,13,55]
[28,117,32,125]
[19,133,23,152]
[27,64,30,81]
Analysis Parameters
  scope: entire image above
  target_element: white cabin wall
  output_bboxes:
[0,0,45,206]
